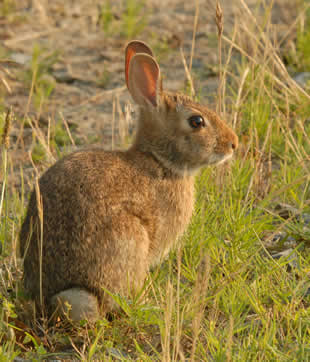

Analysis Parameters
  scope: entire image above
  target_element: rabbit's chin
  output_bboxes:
[208,152,233,165]
[152,151,234,177]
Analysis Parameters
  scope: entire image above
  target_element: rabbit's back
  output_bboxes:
[20,148,194,306]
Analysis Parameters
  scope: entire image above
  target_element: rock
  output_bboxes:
[300,213,310,225]
[304,288,310,298]
[271,248,299,271]
[106,348,131,360]
[53,69,76,84]
[10,52,31,65]
[292,72,310,87]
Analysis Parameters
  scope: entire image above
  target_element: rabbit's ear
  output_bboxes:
[127,53,160,107]
[125,41,154,88]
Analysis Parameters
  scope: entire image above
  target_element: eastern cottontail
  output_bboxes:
[20,41,238,322]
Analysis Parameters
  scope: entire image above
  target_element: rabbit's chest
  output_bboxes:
[150,177,195,264]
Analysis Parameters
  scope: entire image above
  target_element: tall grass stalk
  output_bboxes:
[215,0,223,115]
[0,109,12,257]
[0,110,11,219]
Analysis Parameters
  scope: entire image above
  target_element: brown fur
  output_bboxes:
[19,41,238,320]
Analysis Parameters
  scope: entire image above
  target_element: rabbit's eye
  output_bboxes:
[188,115,205,129]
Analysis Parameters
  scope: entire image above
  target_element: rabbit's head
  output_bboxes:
[125,41,238,175]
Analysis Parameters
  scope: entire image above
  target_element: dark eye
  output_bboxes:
[188,115,205,129]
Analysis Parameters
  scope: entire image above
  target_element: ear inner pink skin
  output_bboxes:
[128,54,160,107]
[125,41,154,88]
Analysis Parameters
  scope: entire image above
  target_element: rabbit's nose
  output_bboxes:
[229,134,238,151]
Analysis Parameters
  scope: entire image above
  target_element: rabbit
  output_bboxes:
[19,40,238,322]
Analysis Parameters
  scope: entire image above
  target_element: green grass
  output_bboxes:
[285,1,310,73]
[0,0,16,17]
[98,1,114,34]
[0,1,28,28]
[1,1,310,360]
[98,0,147,38]
[22,44,59,111]
[96,64,112,89]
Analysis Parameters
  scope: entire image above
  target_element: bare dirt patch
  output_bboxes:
[0,0,298,184]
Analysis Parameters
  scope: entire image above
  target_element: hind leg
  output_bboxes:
[95,217,151,313]
[51,217,151,321]
[51,288,99,323]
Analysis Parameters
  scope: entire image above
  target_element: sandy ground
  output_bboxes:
[0,0,297,186]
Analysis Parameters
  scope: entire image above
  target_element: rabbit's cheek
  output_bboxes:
[194,134,214,155]
[183,136,206,162]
